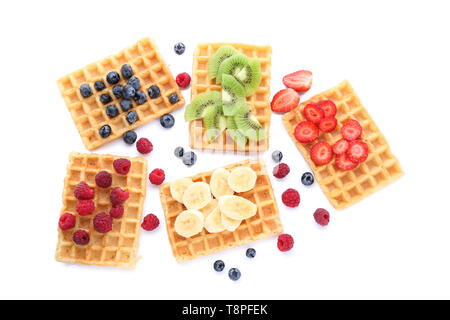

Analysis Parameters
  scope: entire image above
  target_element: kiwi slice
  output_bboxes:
[208,45,238,80]
[221,74,246,116]
[184,91,221,122]
[216,54,249,85]
[233,105,267,142]
[203,105,226,142]
[235,58,262,97]
[226,116,247,149]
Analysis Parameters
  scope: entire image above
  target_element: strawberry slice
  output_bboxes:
[303,103,324,124]
[310,141,333,166]
[347,140,369,163]
[335,152,358,171]
[317,100,337,117]
[282,70,312,92]
[294,121,319,143]
[341,119,362,141]
[318,116,337,133]
[271,89,300,113]
[332,139,349,155]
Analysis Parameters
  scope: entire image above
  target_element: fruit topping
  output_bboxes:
[332,139,349,155]
[318,116,337,133]
[174,209,204,238]
[79,84,92,98]
[227,167,257,193]
[99,125,111,138]
[94,80,105,91]
[58,213,76,230]
[126,111,138,124]
[294,121,319,143]
[169,93,179,104]
[134,91,147,105]
[73,230,90,245]
[310,141,333,166]
[109,204,124,219]
[100,93,112,105]
[120,99,132,112]
[341,119,362,141]
[122,84,136,100]
[346,140,369,163]
[303,103,324,124]
[335,152,358,171]
[106,71,120,85]
[113,158,131,175]
[74,181,94,200]
[270,88,299,113]
[95,171,112,188]
[121,64,133,79]
[317,100,337,117]
[208,45,237,80]
[147,85,161,99]
[110,187,129,205]
[76,200,95,216]
[112,85,123,98]
[93,212,113,233]
[105,105,119,118]
[128,76,140,91]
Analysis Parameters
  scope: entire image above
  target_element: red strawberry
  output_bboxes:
[310,141,333,166]
[341,119,362,141]
[317,100,337,117]
[271,89,299,113]
[335,152,358,171]
[332,139,349,155]
[282,70,312,92]
[347,140,369,163]
[303,103,324,124]
[318,116,337,133]
[294,121,319,143]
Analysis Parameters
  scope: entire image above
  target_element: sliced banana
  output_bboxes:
[219,195,257,220]
[199,198,218,218]
[204,208,226,233]
[221,212,242,232]
[170,178,194,203]
[174,210,204,238]
[182,182,212,210]
[209,168,234,199]
[228,167,257,193]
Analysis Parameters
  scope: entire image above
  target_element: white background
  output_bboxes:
[1,0,449,300]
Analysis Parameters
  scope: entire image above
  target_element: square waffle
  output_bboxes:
[189,43,272,153]
[57,38,185,150]
[282,80,403,210]
[159,159,283,262]
[55,152,148,268]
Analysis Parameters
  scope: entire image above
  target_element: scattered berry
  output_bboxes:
[332,139,349,155]
[74,181,94,200]
[110,187,129,205]
[126,110,138,124]
[113,158,131,175]
[303,103,324,124]
[282,70,313,92]
[106,71,120,85]
[93,212,113,233]
[109,204,124,219]
[160,113,175,128]
[122,84,136,100]
[335,152,358,171]
[128,76,141,91]
[174,42,186,55]
[123,130,137,144]
[149,168,165,185]
[121,64,133,79]
[277,234,294,252]
[301,172,315,186]
[272,150,283,162]
[319,116,337,133]
[271,88,299,113]
[76,200,95,216]
[106,105,119,118]
[347,140,369,163]
[100,93,112,105]
[294,121,319,143]
[317,100,337,117]
[134,91,147,105]
[176,72,191,88]
[147,85,161,99]
[99,125,111,138]
[281,188,300,207]
[273,163,290,178]
[310,141,333,166]
[174,146,184,158]
[341,119,362,141]
[95,171,112,188]
[228,268,241,281]
[314,208,330,226]
[94,80,105,91]
[214,260,225,272]
[169,93,179,104]
[73,229,90,245]
[182,151,197,166]
[58,213,76,230]
[141,214,160,231]
[246,248,256,258]
[79,84,92,98]
[112,85,123,98]
[136,138,153,154]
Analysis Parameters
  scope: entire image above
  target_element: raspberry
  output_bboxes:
[313,208,330,226]
[141,214,160,231]
[76,200,95,216]
[73,229,90,245]
[149,168,165,185]
[136,138,153,154]
[113,158,131,175]
[74,181,94,200]
[176,72,191,89]
[277,234,294,252]
[273,163,290,178]
[58,213,76,230]
[95,171,112,188]
[93,212,113,233]
[109,204,124,219]
[281,188,300,207]
[110,187,129,205]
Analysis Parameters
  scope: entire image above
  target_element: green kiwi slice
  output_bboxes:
[235,58,262,97]
[184,91,221,122]
[233,105,267,142]
[221,74,246,116]
[207,45,238,80]
[216,54,249,85]
[226,116,247,149]
[203,104,226,142]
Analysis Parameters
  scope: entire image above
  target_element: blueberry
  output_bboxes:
[112,85,123,98]
[94,80,106,91]
[126,111,138,124]
[105,105,119,118]
[182,151,197,166]
[79,84,92,98]
[169,93,179,104]
[100,93,112,105]
[121,64,133,79]
[122,85,136,99]
[106,71,120,84]
[148,85,161,99]
[160,113,175,128]
[123,130,137,144]
[128,76,140,90]
[272,150,283,162]
[174,42,185,55]
[174,146,184,158]
[301,172,315,186]
[228,268,241,281]
[246,248,256,258]
[213,260,225,272]
[99,125,111,138]
[120,99,132,112]
[134,91,147,105]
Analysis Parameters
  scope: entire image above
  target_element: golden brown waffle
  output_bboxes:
[55,152,148,268]
[282,80,403,210]
[160,159,283,262]
[57,38,185,150]
[190,43,272,153]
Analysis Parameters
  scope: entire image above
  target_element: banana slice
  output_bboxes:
[170,178,194,203]
[174,210,204,238]
[221,212,242,232]
[227,167,257,193]
[199,198,218,218]
[210,168,234,199]
[219,195,257,220]
[182,182,212,210]
[204,208,226,233]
